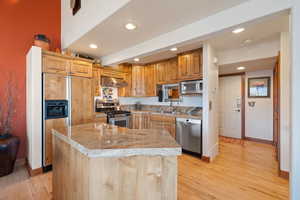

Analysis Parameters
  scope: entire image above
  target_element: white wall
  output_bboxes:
[218,37,280,65]
[119,96,202,107]
[202,42,219,160]
[245,70,274,141]
[26,47,42,170]
[61,0,131,48]
[291,1,300,199]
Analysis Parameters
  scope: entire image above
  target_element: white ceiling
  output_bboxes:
[68,0,249,58]
[209,12,289,51]
[124,11,289,65]
[219,57,276,75]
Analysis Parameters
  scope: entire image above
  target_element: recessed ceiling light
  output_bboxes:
[170,47,178,51]
[244,39,252,44]
[125,23,137,30]
[89,44,98,49]
[232,27,245,34]
[237,66,246,70]
[134,58,140,62]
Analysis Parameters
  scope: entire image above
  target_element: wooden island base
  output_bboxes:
[53,132,178,200]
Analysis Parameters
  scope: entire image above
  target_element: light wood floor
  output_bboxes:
[0,138,289,200]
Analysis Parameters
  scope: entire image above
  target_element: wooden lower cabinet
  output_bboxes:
[94,116,107,123]
[131,113,150,129]
[149,115,176,138]
[44,118,68,166]
[132,113,176,138]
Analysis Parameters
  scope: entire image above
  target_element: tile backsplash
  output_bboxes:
[119,96,202,107]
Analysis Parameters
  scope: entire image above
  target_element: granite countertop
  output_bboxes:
[129,110,202,120]
[52,123,182,158]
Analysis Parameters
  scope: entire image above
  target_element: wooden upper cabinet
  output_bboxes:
[43,55,69,75]
[165,58,178,83]
[155,58,178,84]
[117,64,132,97]
[155,61,167,84]
[144,64,157,96]
[92,67,101,96]
[70,60,93,78]
[131,65,145,97]
[178,49,203,80]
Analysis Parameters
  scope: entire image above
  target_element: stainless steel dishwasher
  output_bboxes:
[176,118,202,156]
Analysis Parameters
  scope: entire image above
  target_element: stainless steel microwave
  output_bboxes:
[180,80,203,95]
[162,83,181,102]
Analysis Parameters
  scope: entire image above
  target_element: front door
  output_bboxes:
[219,75,242,139]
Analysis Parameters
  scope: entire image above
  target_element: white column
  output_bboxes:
[202,43,219,161]
[280,32,291,173]
[291,1,300,199]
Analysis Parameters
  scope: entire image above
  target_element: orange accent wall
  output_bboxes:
[0,0,61,158]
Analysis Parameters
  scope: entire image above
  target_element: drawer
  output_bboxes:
[43,55,69,75]
[150,114,175,123]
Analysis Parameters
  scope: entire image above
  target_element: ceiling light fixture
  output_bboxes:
[244,39,252,44]
[134,58,140,62]
[125,23,137,30]
[237,66,246,70]
[170,47,178,51]
[232,27,245,34]
[89,44,98,49]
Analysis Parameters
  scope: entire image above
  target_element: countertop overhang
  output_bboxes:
[52,123,182,158]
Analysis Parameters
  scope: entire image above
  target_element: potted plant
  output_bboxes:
[0,75,20,177]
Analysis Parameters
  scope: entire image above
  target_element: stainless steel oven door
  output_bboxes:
[109,116,130,128]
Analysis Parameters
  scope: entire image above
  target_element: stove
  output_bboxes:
[95,99,131,128]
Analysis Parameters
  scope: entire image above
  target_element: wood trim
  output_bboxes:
[15,158,26,167]
[244,137,274,145]
[25,158,43,177]
[241,74,246,139]
[42,50,93,63]
[279,170,289,180]
[201,156,210,163]
[219,72,246,77]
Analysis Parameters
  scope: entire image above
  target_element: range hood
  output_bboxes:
[101,76,128,88]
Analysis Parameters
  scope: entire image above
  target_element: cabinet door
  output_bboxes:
[43,55,69,75]
[94,117,107,123]
[145,64,157,96]
[44,119,68,166]
[155,61,167,84]
[70,61,93,78]
[119,71,132,97]
[132,65,145,96]
[165,58,178,83]
[44,73,67,100]
[71,77,94,125]
[178,49,203,80]
[132,113,150,129]
[149,115,176,138]
[93,68,101,96]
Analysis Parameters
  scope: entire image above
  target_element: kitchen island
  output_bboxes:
[52,123,181,200]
